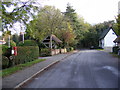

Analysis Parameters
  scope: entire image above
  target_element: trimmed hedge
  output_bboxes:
[2,56,9,69]
[2,45,12,58]
[18,40,38,46]
[2,45,9,55]
[14,46,39,65]
[112,46,119,54]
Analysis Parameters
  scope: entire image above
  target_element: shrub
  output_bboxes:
[10,40,16,47]
[66,47,74,52]
[40,48,51,56]
[14,46,39,65]
[2,56,9,69]
[2,45,12,58]
[5,40,16,47]
[2,45,9,55]
[66,47,70,52]
[70,47,74,51]
[18,40,38,46]
[112,46,119,54]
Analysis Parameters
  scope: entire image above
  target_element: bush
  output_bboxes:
[14,46,39,65]
[2,45,12,58]
[66,47,74,52]
[66,47,70,52]
[2,56,9,69]
[40,48,51,56]
[2,45,9,55]
[5,40,16,47]
[10,40,16,47]
[18,40,38,46]
[112,46,119,54]
[70,47,74,51]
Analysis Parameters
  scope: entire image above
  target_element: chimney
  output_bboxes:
[109,24,112,28]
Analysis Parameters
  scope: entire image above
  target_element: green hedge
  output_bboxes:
[112,46,119,54]
[14,46,39,65]
[18,40,38,46]
[2,56,9,69]
[2,45,12,57]
[40,48,51,56]
[10,40,16,47]
[2,45,9,55]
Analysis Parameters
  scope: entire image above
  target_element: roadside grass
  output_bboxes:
[109,52,120,58]
[96,49,104,51]
[0,59,46,77]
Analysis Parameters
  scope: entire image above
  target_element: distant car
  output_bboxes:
[90,46,94,49]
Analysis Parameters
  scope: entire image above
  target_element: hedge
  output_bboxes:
[2,45,12,58]
[2,45,9,55]
[18,40,38,46]
[14,46,39,65]
[2,56,9,69]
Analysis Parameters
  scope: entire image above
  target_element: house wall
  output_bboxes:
[104,29,117,47]
[104,29,117,52]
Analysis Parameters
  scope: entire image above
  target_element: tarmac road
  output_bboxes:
[23,50,120,88]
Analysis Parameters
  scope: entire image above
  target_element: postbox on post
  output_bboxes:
[13,47,17,56]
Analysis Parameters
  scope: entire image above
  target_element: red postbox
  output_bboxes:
[13,47,17,56]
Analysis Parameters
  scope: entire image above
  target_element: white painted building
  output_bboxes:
[99,27,117,52]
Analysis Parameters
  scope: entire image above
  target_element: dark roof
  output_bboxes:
[99,27,116,40]
[113,36,120,43]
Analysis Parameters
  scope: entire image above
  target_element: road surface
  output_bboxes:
[23,50,120,88]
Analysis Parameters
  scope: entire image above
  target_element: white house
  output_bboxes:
[99,27,117,52]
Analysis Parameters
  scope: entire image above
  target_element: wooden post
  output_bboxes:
[50,35,52,55]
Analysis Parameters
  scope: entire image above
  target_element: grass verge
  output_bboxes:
[0,59,46,77]
[96,49,104,51]
[109,52,120,58]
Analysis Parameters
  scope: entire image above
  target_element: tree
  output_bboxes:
[64,3,92,48]
[12,34,19,45]
[26,6,65,42]
[94,20,117,35]
[116,14,120,35]
[56,22,76,48]
[64,3,79,32]
[2,31,11,47]
[1,0,39,32]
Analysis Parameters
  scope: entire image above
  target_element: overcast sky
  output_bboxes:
[39,0,120,24]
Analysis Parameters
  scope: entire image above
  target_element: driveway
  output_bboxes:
[23,50,119,88]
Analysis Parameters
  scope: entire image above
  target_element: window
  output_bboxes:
[112,33,115,35]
